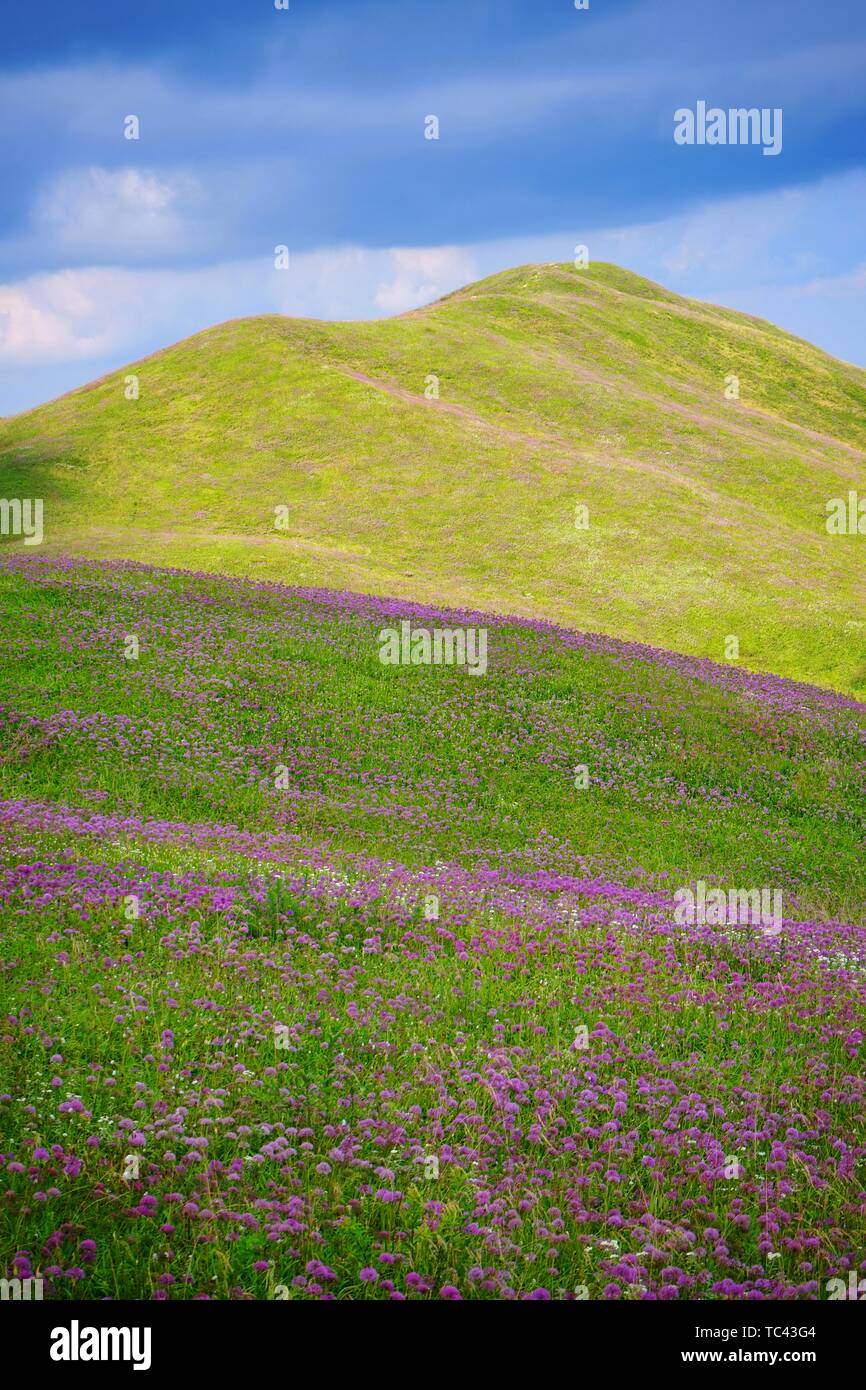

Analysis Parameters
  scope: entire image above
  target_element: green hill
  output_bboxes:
[3,260,866,693]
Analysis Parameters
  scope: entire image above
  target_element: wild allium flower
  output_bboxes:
[2,555,866,1301]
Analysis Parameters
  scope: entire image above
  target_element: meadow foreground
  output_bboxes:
[0,554,864,1301]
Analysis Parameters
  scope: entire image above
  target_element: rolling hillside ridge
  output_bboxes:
[2,261,866,694]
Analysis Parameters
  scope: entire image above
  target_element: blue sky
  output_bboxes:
[1,0,865,413]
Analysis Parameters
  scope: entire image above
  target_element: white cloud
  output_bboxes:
[0,269,131,362]
[33,166,201,256]
[0,245,484,366]
[373,247,478,312]
[2,170,866,387]
[790,263,866,298]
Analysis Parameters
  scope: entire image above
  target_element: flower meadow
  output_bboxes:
[0,554,864,1301]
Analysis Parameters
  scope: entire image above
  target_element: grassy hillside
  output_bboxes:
[1,556,864,1300]
[2,262,866,694]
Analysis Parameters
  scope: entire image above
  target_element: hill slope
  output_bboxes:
[1,555,865,1299]
[3,261,866,693]
[2,551,865,921]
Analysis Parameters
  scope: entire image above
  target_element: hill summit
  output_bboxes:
[2,261,866,693]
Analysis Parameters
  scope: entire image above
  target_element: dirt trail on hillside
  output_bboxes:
[342,336,866,488]
[445,310,865,473]
[341,368,543,447]
[524,289,866,462]
[337,366,782,513]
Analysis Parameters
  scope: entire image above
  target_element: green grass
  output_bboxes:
[3,261,866,694]
[0,558,864,920]
[0,559,864,1301]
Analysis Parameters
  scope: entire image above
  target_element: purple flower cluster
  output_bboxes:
[0,554,864,1300]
